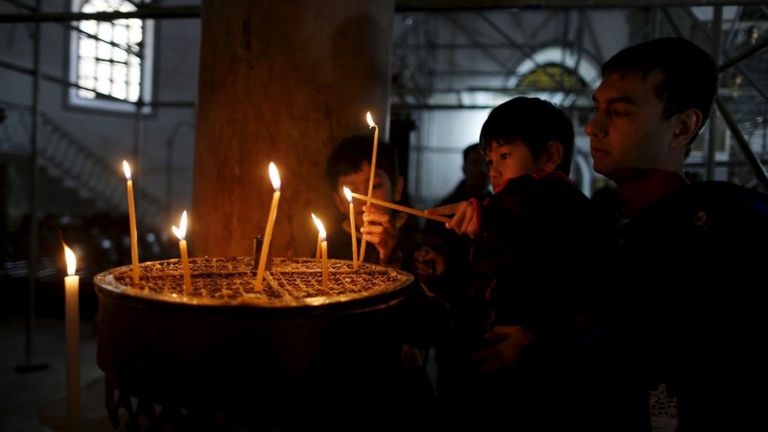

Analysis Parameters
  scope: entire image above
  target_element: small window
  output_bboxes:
[68,0,154,113]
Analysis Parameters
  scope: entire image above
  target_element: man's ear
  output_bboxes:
[392,175,405,203]
[537,141,564,173]
[671,108,703,149]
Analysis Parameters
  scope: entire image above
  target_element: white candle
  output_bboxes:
[122,160,140,283]
[358,112,378,264]
[256,162,281,289]
[343,187,358,270]
[172,210,192,294]
[312,215,329,289]
[63,243,80,431]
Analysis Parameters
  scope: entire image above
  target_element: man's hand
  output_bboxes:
[426,199,481,238]
[470,325,535,374]
[360,204,400,265]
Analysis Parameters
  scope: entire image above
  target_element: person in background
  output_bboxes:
[321,135,435,428]
[415,143,490,295]
[324,135,419,267]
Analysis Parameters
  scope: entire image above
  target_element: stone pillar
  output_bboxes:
[192,0,394,257]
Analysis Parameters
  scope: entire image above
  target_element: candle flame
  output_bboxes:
[122,160,132,180]
[311,213,326,240]
[268,162,281,191]
[63,242,77,276]
[343,186,353,203]
[172,210,188,240]
[366,111,376,128]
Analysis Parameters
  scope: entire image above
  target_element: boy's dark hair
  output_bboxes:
[480,97,574,176]
[325,135,399,189]
[602,37,717,140]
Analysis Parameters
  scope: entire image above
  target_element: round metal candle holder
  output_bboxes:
[94,257,414,430]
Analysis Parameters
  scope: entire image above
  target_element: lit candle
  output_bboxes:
[62,242,80,431]
[343,187,358,270]
[311,213,322,263]
[358,112,379,264]
[122,160,139,283]
[255,162,281,289]
[312,215,329,289]
[172,210,192,294]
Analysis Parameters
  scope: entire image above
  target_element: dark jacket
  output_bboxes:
[596,181,768,432]
[439,173,611,430]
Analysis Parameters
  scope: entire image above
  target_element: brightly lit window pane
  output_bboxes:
[75,0,145,104]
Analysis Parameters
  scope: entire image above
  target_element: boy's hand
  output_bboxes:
[361,204,400,265]
[426,199,481,238]
[470,325,535,373]
[413,246,446,281]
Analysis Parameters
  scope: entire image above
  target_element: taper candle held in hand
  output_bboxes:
[122,160,140,283]
[343,187,358,270]
[358,112,379,263]
[255,162,281,289]
[349,192,451,223]
[312,215,329,289]
[172,210,192,294]
[62,242,80,431]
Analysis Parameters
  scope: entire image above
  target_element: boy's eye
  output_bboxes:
[373,182,383,190]
[499,152,511,160]
[484,159,493,167]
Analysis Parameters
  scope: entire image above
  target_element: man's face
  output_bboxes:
[585,70,679,181]
[484,140,536,192]
[335,162,397,228]
[463,148,490,194]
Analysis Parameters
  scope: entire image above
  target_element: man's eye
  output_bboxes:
[610,109,628,117]
[591,107,598,113]
[373,182,383,190]
[484,159,493,167]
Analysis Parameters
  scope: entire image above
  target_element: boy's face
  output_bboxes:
[484,141,536,192]
[586,70,680,181]
[334,161,402,228]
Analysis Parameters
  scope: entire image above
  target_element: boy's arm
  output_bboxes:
[425,198,482,238]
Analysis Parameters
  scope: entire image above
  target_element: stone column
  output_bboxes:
[192,0,394,256]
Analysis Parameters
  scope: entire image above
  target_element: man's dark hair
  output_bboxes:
[463,143,481,164]
[325,135,399,189]
[602,37,717,135]
[480,97,574,176]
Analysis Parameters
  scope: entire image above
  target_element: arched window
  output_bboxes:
[509,46,600,106]
[68,0,154,113]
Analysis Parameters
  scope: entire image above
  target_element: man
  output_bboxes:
[586,37,768,431]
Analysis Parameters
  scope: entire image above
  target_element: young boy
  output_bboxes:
[428,97,609,430]
[324,135,419,267]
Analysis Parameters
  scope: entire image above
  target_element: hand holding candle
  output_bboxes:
[343,187,359,270]
[122,160,140,283]
[62,242,80,431]
[255,162,281,289]
[311,215,329,289]
[358,112,378,264]
[172,210,192,294]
